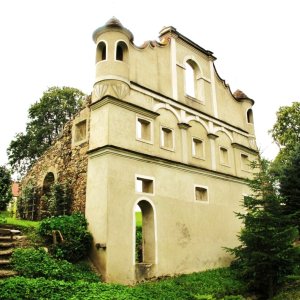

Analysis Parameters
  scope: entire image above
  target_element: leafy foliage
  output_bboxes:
[270,102,300,149]
[227,158,300,299]
[18,181,72,220]
[269,102,300,172]
[0,165,12,210]
[279,145,300,234]
[17,184,39,220]
[11,247,98,282]
[7,86,86,175]
[136,226,142,262]
[38,213,92,262]
[0,268,246,300]
[40,182,72,219]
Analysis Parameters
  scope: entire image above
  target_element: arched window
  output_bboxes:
[185,61,195,97]
[247,109,254,124]
[43,172,55,195]
[115,41,128,62]
[134,200,155,264]
[185,59,201,99]
[96,41,106,62]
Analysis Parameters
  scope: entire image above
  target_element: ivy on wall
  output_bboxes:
[18,182,72,220]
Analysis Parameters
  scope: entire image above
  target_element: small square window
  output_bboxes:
[74,120,87,143]
[192,138,204,159]
[241,154,250,171]
[220,147,229,166]
[161,127,174,150]
[136,117,152,143]
[195,186,208,202]
[136,176,154,194]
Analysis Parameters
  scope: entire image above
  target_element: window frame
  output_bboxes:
[96,41,108,63]
[135,175,155,196]
[194,184,209,203]
[241,153,251,172]
[219,146,230,167]
[136,115,154,144]
[160,125,175,152]
[192,137,205,160]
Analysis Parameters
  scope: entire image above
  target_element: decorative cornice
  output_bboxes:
[130,81,249,135]
[207,133,219,140]
[87,144,248,184]
[178,123,191,130]
[90,95,160,119]
[231,142,259,155]
[158,26,216,60]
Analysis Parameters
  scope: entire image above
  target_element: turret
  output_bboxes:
[92,17,133,103]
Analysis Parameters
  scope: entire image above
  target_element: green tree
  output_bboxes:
[7,86,86,175]
[279,145,300,234]
[269,102,300,171]
[0,165,12,210]
[227,158,300,299]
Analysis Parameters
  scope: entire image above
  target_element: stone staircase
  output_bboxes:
[0,228,21,279]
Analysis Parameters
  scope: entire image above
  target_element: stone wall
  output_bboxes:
[21,107,90,217]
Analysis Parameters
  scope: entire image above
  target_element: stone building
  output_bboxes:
[22,17,258,284]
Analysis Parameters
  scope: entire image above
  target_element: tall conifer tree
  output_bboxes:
[227,158,300,299]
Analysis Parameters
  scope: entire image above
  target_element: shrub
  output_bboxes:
[38,213,92,262]
[11,247,99,282]
[136,226,142,262]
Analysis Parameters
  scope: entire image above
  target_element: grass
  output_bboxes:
[1,210,298,299]
[0,211,39,228]
[135,211,142,227]
[0,267,247,300]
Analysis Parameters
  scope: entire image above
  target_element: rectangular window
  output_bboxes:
[136,176,154,194]
[192,138,204,159]
[220,147,229,166]
[74,120,87,143]
[194,185,208,202]
[161,127,174,150]
[136,116,153,143]
[241,154,250,171]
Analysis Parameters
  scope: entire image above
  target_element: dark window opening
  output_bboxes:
[96,42,106,62]
[116,45,123,61]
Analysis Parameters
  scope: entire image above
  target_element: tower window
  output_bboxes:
[247,109,254,124]
[96,41,106,62]
[116,45,123,61]
[115,41,128,62]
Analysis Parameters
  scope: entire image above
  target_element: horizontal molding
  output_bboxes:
[231,142,259,155]
[90,95,160,119]
[88,144,248,184]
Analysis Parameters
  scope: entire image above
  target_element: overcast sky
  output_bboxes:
[0,0,299,167]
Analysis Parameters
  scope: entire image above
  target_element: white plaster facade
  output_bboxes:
[85,17,258,284]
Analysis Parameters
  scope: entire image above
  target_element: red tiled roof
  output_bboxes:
[12,182,19,197]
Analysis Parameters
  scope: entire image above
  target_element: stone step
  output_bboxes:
[0,259,10,267]
[0,236,12,242]
[0,242,14,248]
[0,269,18,278]
[0,249,13,257]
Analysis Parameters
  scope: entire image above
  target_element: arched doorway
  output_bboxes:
[134,199,156,280]
[135,200,156,264]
